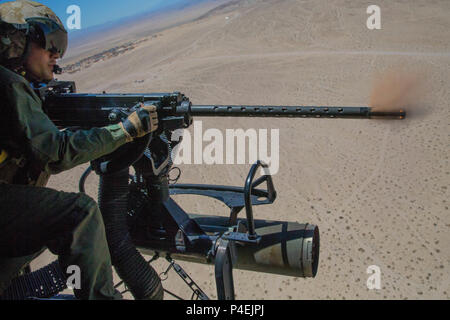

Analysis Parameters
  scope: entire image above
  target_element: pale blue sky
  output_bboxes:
[25,0,200,31]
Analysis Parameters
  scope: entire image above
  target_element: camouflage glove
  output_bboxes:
[119,103,158,142]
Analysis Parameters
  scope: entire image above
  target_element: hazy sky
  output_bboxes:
[25,0,195,31]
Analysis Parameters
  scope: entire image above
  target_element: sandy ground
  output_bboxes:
[31,0,449,300]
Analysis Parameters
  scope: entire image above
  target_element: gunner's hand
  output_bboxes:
[119,103,159,142]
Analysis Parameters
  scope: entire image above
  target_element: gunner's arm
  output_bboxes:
[7,81,128,174]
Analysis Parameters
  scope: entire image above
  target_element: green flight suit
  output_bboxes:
[0,65,128,299]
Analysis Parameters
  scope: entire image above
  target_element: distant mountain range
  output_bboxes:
[68,0,218,48]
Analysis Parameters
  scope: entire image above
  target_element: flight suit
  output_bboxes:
[0,65,128,299]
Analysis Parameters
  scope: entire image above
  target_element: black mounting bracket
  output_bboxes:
[169,160,276,231]
[214,238,237,300]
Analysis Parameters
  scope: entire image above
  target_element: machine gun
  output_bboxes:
[1,80,405,300]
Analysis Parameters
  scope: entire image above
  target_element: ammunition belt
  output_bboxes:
[0,260,67,300]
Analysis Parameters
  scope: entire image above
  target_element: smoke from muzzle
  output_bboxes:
[369,65,430,121]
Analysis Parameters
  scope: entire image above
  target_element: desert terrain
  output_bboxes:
[32,0,449,300]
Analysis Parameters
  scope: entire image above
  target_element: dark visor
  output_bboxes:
[26,17,68,57]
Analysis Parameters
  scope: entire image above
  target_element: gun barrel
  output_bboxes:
[189,105,405,119]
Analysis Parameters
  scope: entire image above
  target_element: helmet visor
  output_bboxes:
[26,17,68,57]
